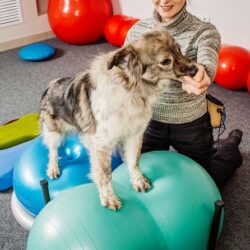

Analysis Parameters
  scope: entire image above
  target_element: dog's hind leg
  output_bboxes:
[42,124,63,179]
[124,135,151,192]
[88,142,121,210]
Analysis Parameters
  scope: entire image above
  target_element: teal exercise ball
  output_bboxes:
[27,151,223,250]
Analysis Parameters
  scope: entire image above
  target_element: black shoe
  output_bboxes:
[213,129,243,151]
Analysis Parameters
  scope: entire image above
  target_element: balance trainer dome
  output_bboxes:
[27,151,223,250]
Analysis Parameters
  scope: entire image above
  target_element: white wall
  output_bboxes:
[1,0,249,49]
[0,0,50,43]
[187,0,250,49]
[111,0,250,49]
[111,0,153,18]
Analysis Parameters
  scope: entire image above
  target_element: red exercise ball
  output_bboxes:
[104,15,125,46]
[104,15,139,47]
[117,17,140,46]
[48,0,112,45]
[247,72,250,94]
[215,46,250,90]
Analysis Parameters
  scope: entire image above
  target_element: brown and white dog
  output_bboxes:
[40,29,198,210]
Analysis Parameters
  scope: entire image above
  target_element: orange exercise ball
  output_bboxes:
[215,46,250,90]
[48,0,112,45]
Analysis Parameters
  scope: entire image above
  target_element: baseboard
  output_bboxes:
[0,31,55,52]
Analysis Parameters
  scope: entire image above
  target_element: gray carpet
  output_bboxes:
[0,38,249,250]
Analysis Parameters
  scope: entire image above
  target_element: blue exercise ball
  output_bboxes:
[27,151,223,250]
[13,134,122,215]
[0,140,33,191]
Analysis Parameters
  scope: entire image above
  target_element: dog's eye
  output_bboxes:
[160,59,171,65]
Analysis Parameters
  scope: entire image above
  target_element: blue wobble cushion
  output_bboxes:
[19,43,55,61]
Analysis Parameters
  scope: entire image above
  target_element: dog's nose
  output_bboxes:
[184,64,199,77]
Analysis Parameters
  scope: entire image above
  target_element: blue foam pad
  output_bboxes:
[19,43,55,61]
[0,140,35,191]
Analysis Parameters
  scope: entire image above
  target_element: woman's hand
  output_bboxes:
[182,64,211,95]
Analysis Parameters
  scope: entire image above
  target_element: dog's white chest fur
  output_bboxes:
[90,79,152,144]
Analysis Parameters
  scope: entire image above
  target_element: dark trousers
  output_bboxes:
[141,113,242,189]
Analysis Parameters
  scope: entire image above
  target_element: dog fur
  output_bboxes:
[40,29,198,210]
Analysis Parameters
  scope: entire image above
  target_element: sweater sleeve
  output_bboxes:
[124,19,153,46]
[195,24,221,81]
[124,22,143,46]
[124,26,134,46]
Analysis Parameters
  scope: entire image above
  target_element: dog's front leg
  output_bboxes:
[124,135,151,192]
[88,144,122,210]
[43,127,63,179]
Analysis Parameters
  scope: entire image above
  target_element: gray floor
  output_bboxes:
[0,38,249,250]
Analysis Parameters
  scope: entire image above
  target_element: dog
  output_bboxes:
[40,29,198,210]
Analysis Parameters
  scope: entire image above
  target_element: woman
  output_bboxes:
[125,0,243,189]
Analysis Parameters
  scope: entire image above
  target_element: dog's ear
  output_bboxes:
[107,45,143,90]
[107,45,140,70]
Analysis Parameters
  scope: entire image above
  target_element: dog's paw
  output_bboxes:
[47,165,60,179]
[100,194,122,211]
[132,175,151,192]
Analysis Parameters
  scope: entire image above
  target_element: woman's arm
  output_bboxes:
[182,24,221,95]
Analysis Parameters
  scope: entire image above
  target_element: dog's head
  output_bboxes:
[107,29,198,91]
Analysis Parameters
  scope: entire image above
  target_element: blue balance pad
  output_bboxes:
[19,43,55,61]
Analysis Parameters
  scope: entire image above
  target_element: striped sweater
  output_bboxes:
[125,6,221,124]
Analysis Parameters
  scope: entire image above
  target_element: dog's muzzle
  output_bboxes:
[183,64,199,77]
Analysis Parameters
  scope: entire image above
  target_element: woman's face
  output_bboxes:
[153,0,186,22]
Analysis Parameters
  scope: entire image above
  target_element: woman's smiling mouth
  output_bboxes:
[160,5,174,11]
